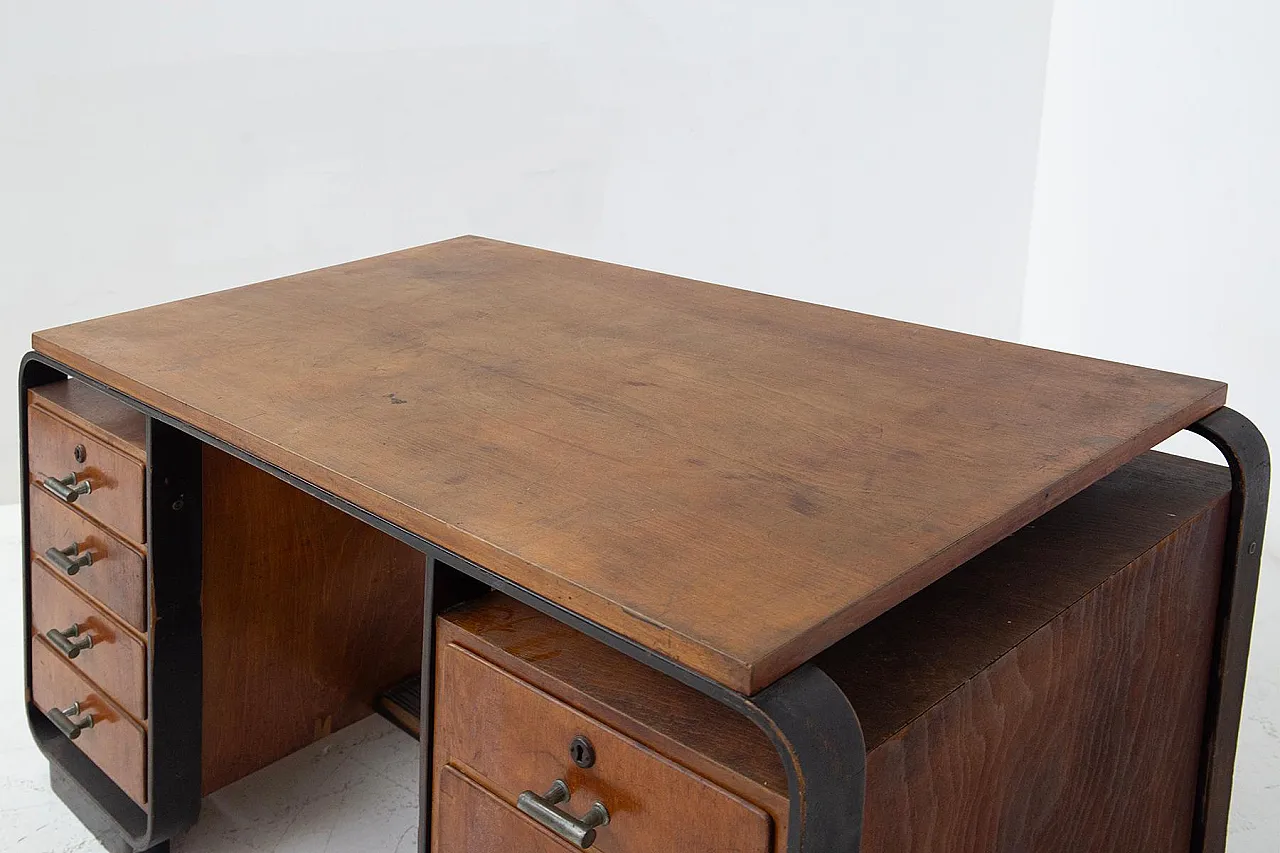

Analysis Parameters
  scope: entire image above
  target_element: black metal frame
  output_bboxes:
[1188,408,1270,853]
[18,350,1267,853]
[20,351,868,852]
[19,357,205,852]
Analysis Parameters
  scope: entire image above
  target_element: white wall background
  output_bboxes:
[0,0,1055,505]
[1025,0,1279,539]
[1025,1,1279,846]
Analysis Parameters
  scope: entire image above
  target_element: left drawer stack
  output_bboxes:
[25,378,149,807]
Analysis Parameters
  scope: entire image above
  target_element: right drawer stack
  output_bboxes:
[431,450,1232,853]
[25,378,150,807]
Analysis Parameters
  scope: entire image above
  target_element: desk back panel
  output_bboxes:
[200,446,426,794]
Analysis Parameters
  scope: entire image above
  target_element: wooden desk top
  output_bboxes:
[33,236,1226,693]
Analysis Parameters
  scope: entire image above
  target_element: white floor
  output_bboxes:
[1,502,1277,852]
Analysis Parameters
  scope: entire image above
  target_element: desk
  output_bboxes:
[18,237,1269,852]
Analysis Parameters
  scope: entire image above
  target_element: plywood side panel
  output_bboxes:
[200,446,425,794]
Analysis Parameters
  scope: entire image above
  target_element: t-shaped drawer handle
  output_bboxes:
[42,473,92,503]
[517,779,610,848]
[47,623,94,659]
[47,701,95,740]
[45,543,94,576]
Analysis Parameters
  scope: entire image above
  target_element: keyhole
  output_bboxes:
[569,735,595,768]
[74,444,87,464]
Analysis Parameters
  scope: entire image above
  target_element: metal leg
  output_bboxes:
[1188,407,1270,853]
[49,764,171,853]
[735,664,866,853]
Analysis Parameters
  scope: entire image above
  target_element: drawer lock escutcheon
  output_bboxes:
[48,701,95,740]
[42,473,92,504]
[517,779,610,849]
[45,543,94,576]
[47,623,94,659]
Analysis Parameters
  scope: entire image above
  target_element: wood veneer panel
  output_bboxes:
[29,379,147,462]
[200,446,426,794]
[858,492,1228,852]
[31,636,148,806]
[29,484,146,631]
[34,237,1227,691]
[821,451,1233,748]
[436,451,1229,851]
[439,597,789,840]
[27,405,145,546]
[433,643,772,853]
[29,560,147,721]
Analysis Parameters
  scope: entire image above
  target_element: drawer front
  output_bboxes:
[438,766,576,853]
[434,642,772,853]
[30,561,147,721]
[31,636,147,805]
[29,484,146,631]
[28,405,146,544]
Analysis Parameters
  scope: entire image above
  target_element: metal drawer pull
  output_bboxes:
[517,779,610,849]
[47,623,93,659]
[43,473,92,504]
[48,701,95,740]
[45,543,94,576]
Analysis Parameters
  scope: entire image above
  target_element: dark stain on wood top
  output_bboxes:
[32,236,1228,692]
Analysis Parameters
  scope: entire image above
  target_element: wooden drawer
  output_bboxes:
[29,484,146,631]
[30,561,147,721]
[433,642,772,853]
[27,404,146,545]
[31,635,147,806]
[438,766,577,853]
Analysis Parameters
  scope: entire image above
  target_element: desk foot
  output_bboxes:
[49,764,171,853]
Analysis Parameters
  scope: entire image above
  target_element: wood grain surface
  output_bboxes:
[439,596,788,845]
[431,452,1230,852]
[29,484,146,631]
[31,635,148,806]
[27,404,146,546]
[33,236,1227,691]
[859,498,1227,852]
[200,446,426,794]
[436,766,576,853]
[29,560,147,721]
[29,379,147,462]
[433,642,772,853]
[822,451,1233,749]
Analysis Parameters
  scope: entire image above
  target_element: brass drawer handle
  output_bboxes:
[47,701,95,740]
[45,543,94,576]
[517,779,610,849]
[42,473,92,504]
[47,623,94,659]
